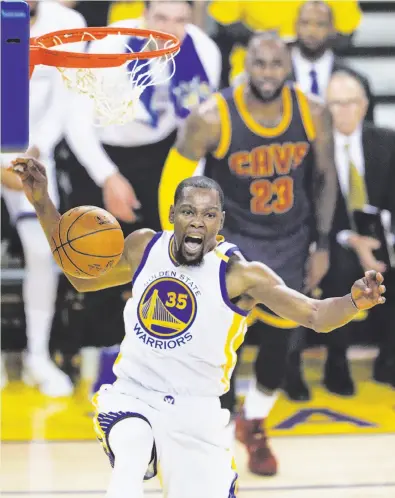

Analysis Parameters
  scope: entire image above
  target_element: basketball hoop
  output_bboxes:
[30,27,181,126]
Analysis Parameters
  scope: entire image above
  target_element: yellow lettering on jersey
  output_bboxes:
[165,292,188,310]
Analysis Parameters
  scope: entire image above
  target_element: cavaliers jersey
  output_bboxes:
[114,231,248,397]
[205,83,315,240]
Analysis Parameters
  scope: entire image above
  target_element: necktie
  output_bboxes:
[345,143,368,212]
[309,68,319,95]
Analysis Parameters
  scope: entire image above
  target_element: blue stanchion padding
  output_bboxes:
[1,1,30,152]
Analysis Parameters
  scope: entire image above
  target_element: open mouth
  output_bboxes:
[261,81,277,91]
[183,235,204,254]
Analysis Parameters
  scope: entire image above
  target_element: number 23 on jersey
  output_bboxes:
[250,176,294,215]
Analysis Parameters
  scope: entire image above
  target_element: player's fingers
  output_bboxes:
[32,160,46,175]
[376,272,384,284]
[12,158,36,177]
[378,296,386,304]
[12,157,29,166]
[126,188,141,209]
[379,285,386,294]
[302,276,313,294]
[110,203,136,223]
[8,164,25,176]
[10,162,30,180]
[29,161,46,181]
[118,210,137,223]
[365,270,377,281]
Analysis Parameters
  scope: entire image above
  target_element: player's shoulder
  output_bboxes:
[125,229,157,251]
[181,93,223,139]
[39,2,86,28]
[123,228,158,266]
[192,83,231,120]
[227,257,282,292]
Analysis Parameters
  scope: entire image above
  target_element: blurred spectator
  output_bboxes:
[208,0,362,85]
[1,0,86,397]
[286,70,395,396]
[61,1,209,29]
[159,32,337,476]
[56,0,221,357]
[107,1,209,29]
[290,0,375,121]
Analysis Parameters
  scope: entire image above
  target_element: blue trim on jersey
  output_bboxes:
[131,232,163,287]
[219,247,249,317]
[15,212,38,222]
[228,472,238,497]
[168,233,180,266]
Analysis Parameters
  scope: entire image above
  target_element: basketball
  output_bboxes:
[50,206,124,279]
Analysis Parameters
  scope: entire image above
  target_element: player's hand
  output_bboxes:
[103,172,141,223]
[1,146,39,191]
[303,249,330,294]
[351,270,386,310]
[9,157,48,205]
[348,233,387,273]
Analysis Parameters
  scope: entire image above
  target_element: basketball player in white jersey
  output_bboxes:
[13,156,385,498]
[1,1,85,396]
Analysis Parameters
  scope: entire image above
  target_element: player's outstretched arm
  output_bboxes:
[236,260,385,333]
[159,96,222,230]
[11,157,154,292]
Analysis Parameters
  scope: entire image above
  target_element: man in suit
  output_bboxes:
[287,70,395,396]
[290,0,375,122]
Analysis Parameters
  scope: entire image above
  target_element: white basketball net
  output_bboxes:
[38,31,178,126]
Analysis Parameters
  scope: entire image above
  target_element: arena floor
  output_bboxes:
[2,347,395,497]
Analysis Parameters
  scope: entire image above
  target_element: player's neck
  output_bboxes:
[244,86,284,128]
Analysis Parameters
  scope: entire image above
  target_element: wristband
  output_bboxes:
[350,293,359,310]
[316,233,330,251]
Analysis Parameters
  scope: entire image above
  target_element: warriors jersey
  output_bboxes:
[205,83,316,240]
[114,231,249,397]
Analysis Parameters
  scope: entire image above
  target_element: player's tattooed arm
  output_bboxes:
[176,96,223,160]
[228,260,385,333]
[309,98,338,250]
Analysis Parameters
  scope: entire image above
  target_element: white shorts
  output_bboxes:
[1,154,59,224]
[93,380,238,498]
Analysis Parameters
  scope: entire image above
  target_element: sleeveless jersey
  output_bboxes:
[205,83,315,240]
[114,231,249,397]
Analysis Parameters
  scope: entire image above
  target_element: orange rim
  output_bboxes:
[29,26,180,77]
